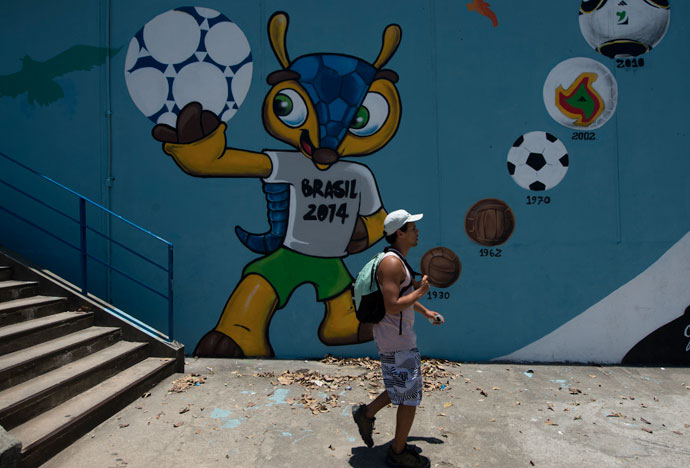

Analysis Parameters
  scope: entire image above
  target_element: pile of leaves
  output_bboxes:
[168,373,207,393]
[257,369,365,391]
[421,360,459,392]
[320,355,380,370]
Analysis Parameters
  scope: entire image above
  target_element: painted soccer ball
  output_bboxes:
[507,132,569,192]
[124,6,252,126]
[543,57,618,130]
[579,0,671,58]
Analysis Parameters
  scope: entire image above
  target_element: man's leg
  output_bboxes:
[392,404,416,454]
[353,390,390,448]
[365,390,391,419]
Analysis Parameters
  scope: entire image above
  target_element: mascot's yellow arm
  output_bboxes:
[162,123,272,178]
[362,208,387,246]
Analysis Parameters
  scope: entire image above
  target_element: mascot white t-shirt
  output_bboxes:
[264,150,382,258]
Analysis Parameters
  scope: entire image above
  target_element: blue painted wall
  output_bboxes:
[1,1,688,362]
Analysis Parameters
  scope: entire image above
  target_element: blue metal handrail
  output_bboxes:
[0,150,174,341]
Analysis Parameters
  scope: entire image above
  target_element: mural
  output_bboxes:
[142,11,404,358]
[0,45,120,106]
[543,57,618,130]
[2,2,689,364]
[497,231,690,364]
[506,131,569,191]
[124,7,252,127]
[419,247,461,289]
[464,199,515,247]
[466,0,499,27]
[579,0,671,58]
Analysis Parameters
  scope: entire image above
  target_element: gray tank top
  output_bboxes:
[373,251,417,353]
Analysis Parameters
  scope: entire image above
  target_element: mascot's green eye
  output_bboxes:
[273,89,307,127]
[348,92,388,137]
[274,94,293,116]
[350,106,370,130]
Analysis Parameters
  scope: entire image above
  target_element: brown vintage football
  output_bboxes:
[420,247,461,288]
[465,198,515,246]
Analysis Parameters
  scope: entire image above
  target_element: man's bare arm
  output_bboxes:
[414,302,445,324]
[378,256,429,315]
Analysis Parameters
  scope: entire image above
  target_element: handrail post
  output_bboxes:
[167,244,174,342]
[79,198,87,294]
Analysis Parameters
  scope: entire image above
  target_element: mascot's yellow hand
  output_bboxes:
[152,102,227,176]
[162,124,227,175]
[151,101,271,178]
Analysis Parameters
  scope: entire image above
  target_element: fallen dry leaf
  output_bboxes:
[607,412,623,418]
[641,427,653,434]
[640,417,651,425]
[443,402,453,408]
[118,424,129,429]
[173,422,184,428]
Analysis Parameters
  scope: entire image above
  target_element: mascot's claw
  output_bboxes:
[152,102,221,144]
[193,330,247,358]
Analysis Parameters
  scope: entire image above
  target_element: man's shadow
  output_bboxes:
[349,437,444,467]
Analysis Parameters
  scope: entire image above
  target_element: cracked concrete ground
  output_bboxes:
[41,358,690,468]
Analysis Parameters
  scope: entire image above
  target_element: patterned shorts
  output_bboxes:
[379,348,423,406]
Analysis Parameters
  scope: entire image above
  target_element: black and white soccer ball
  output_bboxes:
[579,0,671,58]
[125,6,253,126]
[507,132,569,191]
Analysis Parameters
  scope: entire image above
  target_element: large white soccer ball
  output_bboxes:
[507,132,569,192]
[125,6,253,127]
[543,57,618,130]
[579,0,670,58]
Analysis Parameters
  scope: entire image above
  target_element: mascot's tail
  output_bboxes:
[235,182,289,254]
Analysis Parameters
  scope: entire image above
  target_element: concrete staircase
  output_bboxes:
[0,252,183,467]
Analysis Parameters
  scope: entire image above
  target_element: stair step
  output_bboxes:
[12,357,176,468]
[0,326,121,391]
[0,341,149,429]
[0,280,38,301]
[0,310,93,355]
[0,295,67,327]
[0,266,11,281]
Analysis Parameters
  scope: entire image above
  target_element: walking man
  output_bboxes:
[352,209,445,468]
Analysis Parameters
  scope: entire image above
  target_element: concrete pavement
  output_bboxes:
[41,357,690,468]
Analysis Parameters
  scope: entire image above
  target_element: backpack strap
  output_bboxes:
[383,246,421,278]
[382,247,420,336]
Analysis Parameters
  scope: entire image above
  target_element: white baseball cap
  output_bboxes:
[383,209,423,235]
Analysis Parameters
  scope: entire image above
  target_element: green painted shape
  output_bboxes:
[0,45,122,106]
[564,83,596,120]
